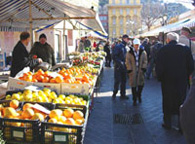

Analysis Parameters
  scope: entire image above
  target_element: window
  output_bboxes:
[120,0,122,4]
[113,29,116,35]
[134,9,137,15]
[112,0,115,4]
[120,17,123,25]
[127,29,130,35]
[126,0,130,4]
[120,29,122,35]
[120,9,123,15]
[126,8,130,14]
[112,9,116,14]
[113,17,116,25]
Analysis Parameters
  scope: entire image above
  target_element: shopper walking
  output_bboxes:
[179,27,195,80]
[126,38,147,106]
[30,34,56,66]
[104,41,112,67]
[78,38,85,53]
[146,40,163,79]
[180,77,195,144]
[156,32,194,130]
[141,38,151,62]
[112,35,130,99]
[11,32,42,77]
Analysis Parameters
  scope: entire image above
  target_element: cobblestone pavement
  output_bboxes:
[84,67,187,144]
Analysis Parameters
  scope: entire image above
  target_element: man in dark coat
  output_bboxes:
[180,78,195,144]
[30,34,56,66]
[11,32,42,77]
[112,35,130,99]
[156,32,194,129]
[104,41,112,67]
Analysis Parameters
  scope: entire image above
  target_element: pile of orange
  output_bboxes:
[0,100,47,126]
[18,68,94,85]
[48,108,85,126]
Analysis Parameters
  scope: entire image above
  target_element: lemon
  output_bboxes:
[24,94,33,101]
[43,88,51,93]
[53,99,60,104]
[6,95,11,100]
[50,92,57,99]
[12,94,20,100]
[58,94,66,100]
[23,90,32,95]
[37,96,43,102]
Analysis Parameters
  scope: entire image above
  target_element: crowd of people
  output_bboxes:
[109,27,195,144]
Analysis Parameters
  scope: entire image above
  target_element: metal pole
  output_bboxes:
[63,20,66,60]
[29,0,33,47]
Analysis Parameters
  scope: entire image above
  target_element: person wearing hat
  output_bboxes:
[126,38,148,106]
[112,34,130,99]
[156,32,194,130]
[30,33,56,66]
[179,27,195,80]
[11,32,42,77]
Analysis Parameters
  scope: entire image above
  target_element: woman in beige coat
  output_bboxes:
[126,38,148,106]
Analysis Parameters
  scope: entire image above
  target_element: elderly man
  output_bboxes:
[112,35,130,99]
[30,34,56,66]
[11,32,42,77]
[126,38,147,106]
[179,27,195,79]
[156,32,194,130]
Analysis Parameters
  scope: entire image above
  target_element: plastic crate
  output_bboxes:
[0,101,53,144]
[41,104,89,144]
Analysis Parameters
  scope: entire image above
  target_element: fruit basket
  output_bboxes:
[41,104,89,144]
[0,101,52,144]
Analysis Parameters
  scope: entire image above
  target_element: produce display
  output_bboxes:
[0,101,47,121]
[18,68,96,85]
[2,51,105,143]
[5,89,88,106]
[48,108,85,126]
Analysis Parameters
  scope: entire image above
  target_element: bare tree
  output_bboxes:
[141,2,165,31]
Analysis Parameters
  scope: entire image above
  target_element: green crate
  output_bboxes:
[41,104,89,144]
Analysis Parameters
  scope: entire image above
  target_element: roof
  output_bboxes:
[139,19,193,37]
[0,0,97,30]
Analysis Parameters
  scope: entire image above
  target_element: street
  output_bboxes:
[84,67,187,144]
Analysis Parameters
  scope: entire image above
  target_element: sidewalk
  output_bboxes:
[84,67,187,144]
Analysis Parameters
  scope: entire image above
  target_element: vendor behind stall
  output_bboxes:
[30,34,56,66]
[10,32,42,77]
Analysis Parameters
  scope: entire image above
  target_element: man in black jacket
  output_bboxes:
[10,32,42,77]
[30,34,56,66]
[156,32,194,130]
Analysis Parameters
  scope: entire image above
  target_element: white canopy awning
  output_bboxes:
[0,0,98,31]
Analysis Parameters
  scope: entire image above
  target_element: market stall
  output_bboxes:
[0,51,106,144]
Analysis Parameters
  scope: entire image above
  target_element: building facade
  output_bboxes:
[108,0,142,38]
[99,5,109,33]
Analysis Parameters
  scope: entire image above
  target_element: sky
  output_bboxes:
[163,0,195,9]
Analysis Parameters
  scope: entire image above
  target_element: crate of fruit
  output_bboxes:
[41,104,89,144]
[5,89,90,109]
[0,100,52,144]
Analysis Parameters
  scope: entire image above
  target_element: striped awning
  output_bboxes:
[0,0,96,31]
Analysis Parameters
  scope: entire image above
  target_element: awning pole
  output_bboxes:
[63,20,66,60]
[29,0,33,47]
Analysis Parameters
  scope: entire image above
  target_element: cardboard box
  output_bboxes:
[61,83,90,95]
[7,77,33,91]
